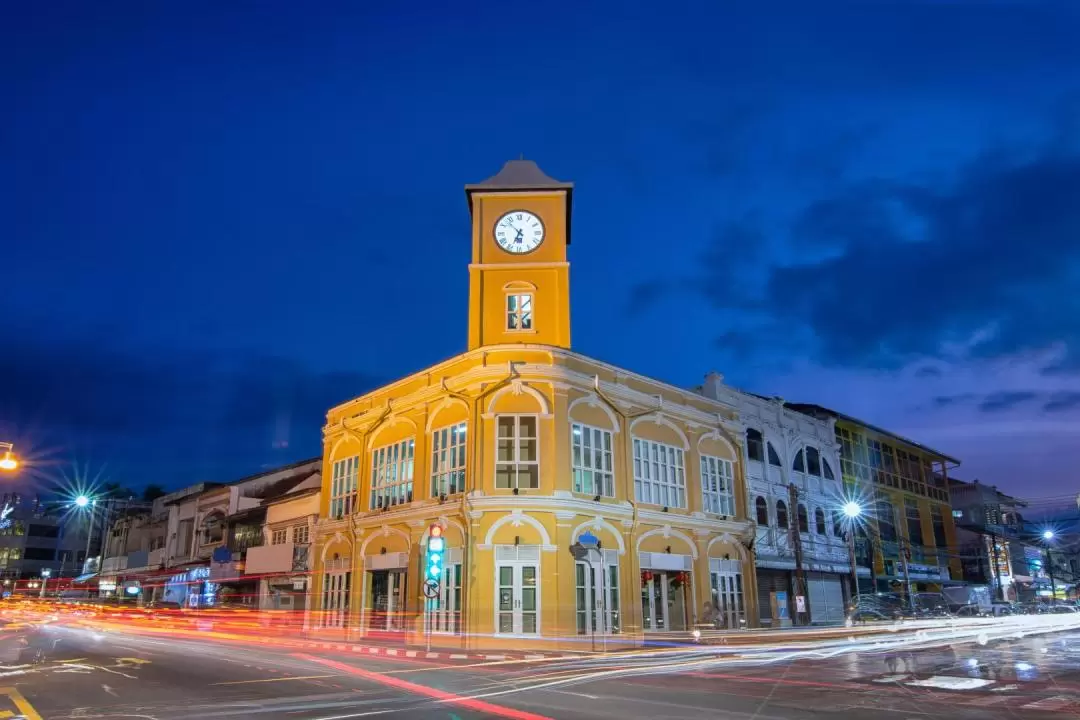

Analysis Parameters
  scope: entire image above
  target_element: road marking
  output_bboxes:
[552,690,599,700]
[211,674,338,686]
[0,686,43,720]
[295,654,553,720]
[906,676,994,690]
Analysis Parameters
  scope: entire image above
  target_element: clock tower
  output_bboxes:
[465,160,573,350]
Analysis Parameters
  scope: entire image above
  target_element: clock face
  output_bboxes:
[494,210,545,254]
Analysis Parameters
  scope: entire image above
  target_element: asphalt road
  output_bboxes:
[3,620,1079,719]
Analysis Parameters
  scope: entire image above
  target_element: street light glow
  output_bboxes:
[74,495,90,508]
[842,501,863,519]
[1043,529,1055,540]
[0,452,17,471]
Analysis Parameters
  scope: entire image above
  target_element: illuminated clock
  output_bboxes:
[494,210,544,254]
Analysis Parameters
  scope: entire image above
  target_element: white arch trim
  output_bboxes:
[567,393,620,432]
[327,433,364,462]
[359,525,412,556]
[502,280,537,292]
[707,532,748,561]
[635,525,698,559]
[483,382,552,417]
[630,414,690,450]
[419,516,468,547]
[320,531,353,562]
[425,396,470,433]
[481,509,556,552]
[366,415,418,450]
[570,516,626,555]
[697,429,739,462]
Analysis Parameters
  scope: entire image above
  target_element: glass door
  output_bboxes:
[640,571,668,631]
[496,563,539,635]
[710,571,744,629]
[577,560,620,635]
[368,569,406,631]
[432,564,461,634]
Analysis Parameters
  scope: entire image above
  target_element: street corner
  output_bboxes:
[0,686,43,720]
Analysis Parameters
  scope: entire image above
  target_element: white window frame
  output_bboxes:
[329,456,359,519]
[494,546,541,636]
[571,423,614,497]
[495,415,539,490]
[700,455,735,516]
[271,528,288,545]
[632,437,686,508]
[431,422,467,497]
[506,293,534,332]
[370,438,415,510]
[292,525,310,545]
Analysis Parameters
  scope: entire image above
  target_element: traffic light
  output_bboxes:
[427,524,444,584]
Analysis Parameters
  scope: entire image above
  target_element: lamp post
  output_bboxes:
[39,568,51,599]
[75,495,97,573]
[0,443,18,472]
[1043,530,1057,605]
[842,502,863,607]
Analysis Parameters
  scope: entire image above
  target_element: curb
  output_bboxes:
[294,640,581,663]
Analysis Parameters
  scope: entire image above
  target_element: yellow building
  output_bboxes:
[310,161,757,650]
[788,405,963,594]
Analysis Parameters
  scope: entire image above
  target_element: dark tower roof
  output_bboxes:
[465,160,574,243]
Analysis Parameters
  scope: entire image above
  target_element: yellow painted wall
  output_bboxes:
[311,353,757,649]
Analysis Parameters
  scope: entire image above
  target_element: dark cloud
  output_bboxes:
[646,110,1080,373]
[0,326,381,489]
[913,366,944,379]
[932,394,975,409]
[977,391,1038,413]
[1043,391,1080,413]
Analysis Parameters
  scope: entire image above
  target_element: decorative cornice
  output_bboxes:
[325,349,743,437]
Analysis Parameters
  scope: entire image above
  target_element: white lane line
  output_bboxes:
[905,676,994,690]
[553,689,600,700]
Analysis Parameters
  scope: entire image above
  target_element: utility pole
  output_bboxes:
[788,483,809,625]
[988,532,1004,602]
[847,529,860,607]
[900,538,914,613]
[1046,547,1057,604]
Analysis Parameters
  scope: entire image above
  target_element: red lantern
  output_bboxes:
[642,571,654,584]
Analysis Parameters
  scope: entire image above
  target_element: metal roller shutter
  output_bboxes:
[807,572,845,625]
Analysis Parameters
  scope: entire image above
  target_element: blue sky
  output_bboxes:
[2,1,1079,498]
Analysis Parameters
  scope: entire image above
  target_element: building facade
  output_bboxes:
[695,380,849,626]
[244,472,320,613]
[311,161,756,650]
[787,405,962,595]
[91,459,319,605]
[949,478,1025,601]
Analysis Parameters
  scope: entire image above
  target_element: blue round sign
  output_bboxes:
[578,531,600,548]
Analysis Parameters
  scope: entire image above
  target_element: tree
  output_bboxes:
[141,485,166,502]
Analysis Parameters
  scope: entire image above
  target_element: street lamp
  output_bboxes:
[841,502,864,607]
[74,495,90,508]
[39,568,51,599]
[842,502,863,519]
[1041,530,1057,604]
[0,443,17,472]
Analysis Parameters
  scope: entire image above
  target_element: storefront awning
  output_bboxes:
[72,573,98,584]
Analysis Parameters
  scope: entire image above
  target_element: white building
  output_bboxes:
[696,372,850,626]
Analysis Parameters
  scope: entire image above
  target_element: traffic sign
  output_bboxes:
[423,578,440,599]
[578,531,600,548]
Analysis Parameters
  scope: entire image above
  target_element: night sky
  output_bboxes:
[3,2,1079,499]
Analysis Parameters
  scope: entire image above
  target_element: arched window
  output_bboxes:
[815,508,826,535]
[746,429,764,463]
[792,450,805,473]
[201,511,225,545]
[831,510,843,537]
[823,458,836,480]
[767,443,782,466]
[755,497,769,525]
[776,500,789,529]
[797,504,809,533]
[806,447,821,476]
